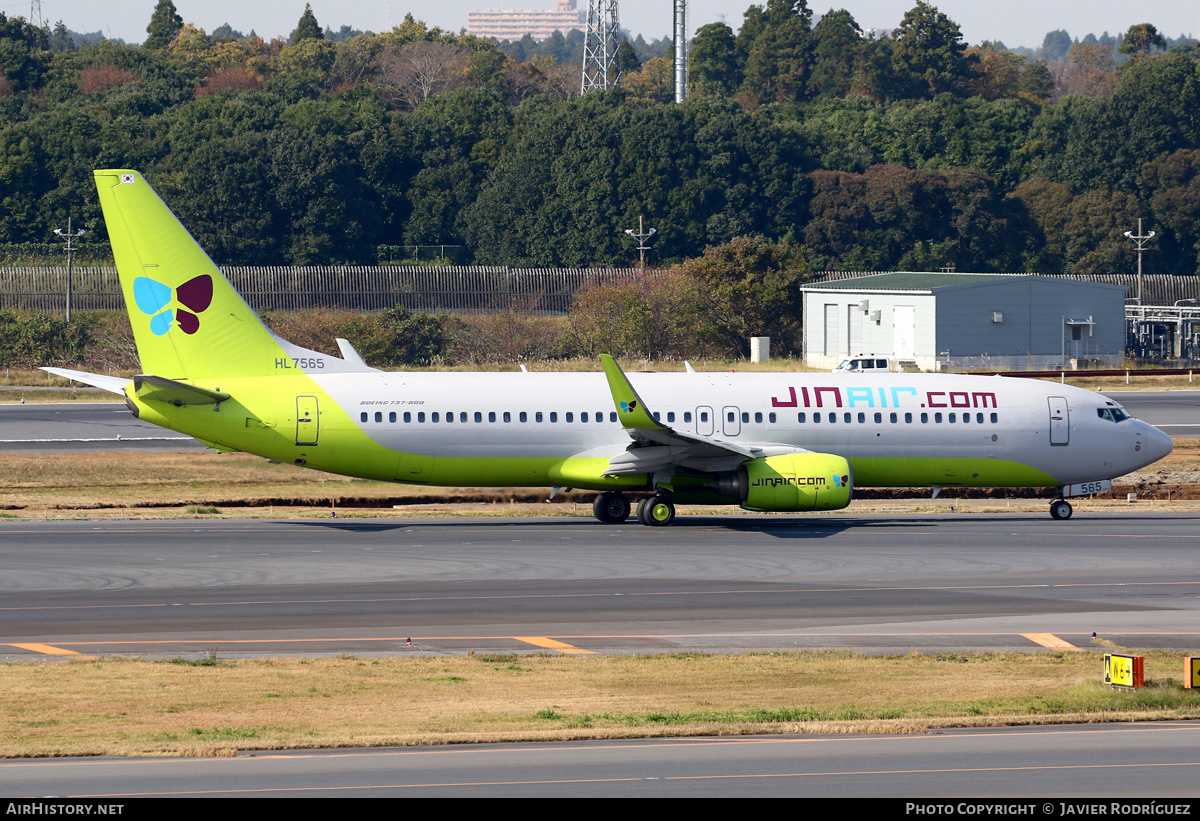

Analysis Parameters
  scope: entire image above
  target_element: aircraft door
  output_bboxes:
[723,406,741,436]
[697,406,714,436]
[296,396,319,446]
[1048,396,1069,446]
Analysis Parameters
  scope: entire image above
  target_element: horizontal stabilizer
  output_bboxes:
[41,367,129,396]
[133,374,231,406]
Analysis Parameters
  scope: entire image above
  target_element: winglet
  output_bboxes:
[599,354,666,430]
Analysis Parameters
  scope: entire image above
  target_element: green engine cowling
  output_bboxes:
[710,453,853,512]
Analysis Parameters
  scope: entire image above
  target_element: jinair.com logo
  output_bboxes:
[133,275,213,335]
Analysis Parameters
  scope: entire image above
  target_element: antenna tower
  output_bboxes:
[29,0,43,28]
[581,0,621,93]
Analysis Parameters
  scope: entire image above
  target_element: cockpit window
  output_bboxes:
[1097,408,1130,423]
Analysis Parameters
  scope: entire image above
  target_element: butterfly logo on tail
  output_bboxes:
[132,275,213,335]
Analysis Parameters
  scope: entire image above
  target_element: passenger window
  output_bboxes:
[727,411,735,422]
[874,412,882,423]
[389,412,396,423]
[536,412,544,422]
[520,411,527,423]
[360,412,368,423]
[700,411,708,422]
[475,412,482,423]
[904,413,912,423]
[667,412,675,423]
[610,412,617,422]
[962,414,970,424]
[844,412,851,423]
[976,413,984,424]
[418,412,426,423]
[581,412,589,423]
[374,412,382,423]
[461,412,468,423]
[991,413,998,423]
[769,412,776,423]
[684,412,692,423]
[890,413,897,423]
[935,413,942,423]
[432,412,440,422]
[948,413,956,423]
[503,411,511,422]
[653,412,661,421]
[798,412,807,423]
[920,413,927,423]
[404,412,411,423]
[814,413,821,423]
[488,411,495,422]
[550,412,557,422]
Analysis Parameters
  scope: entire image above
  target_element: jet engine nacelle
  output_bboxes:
[709,453,853,512]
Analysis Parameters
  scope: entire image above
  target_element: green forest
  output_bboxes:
[2,0,1199,278]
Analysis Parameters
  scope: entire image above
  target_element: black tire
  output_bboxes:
[593,492,630,523]
[635,496,652,526]
[643,496,675,527]
[1050,500,1073,520]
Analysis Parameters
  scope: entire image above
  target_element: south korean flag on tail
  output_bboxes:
[120,173,135,184]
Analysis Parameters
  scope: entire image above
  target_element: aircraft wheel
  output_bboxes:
[635,496,652,526]
[593,492,630,523]
[1050,500,1073,520]
[642,495,675,527]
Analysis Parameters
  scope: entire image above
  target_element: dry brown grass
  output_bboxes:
[3,650,1198,758]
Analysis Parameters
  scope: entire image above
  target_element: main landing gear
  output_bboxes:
[1050,499,1073,520]
[592,491,631,523]
[592,492,676,526]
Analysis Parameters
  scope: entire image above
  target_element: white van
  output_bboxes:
[831,355,897,373]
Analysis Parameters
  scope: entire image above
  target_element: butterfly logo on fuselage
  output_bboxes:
[132,275,213,335]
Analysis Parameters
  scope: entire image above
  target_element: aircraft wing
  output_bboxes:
[599,354,796,476]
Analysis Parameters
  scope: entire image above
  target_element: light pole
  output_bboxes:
[53,218,86,322]
[1124,218,1156,303]
[624,216,656,270]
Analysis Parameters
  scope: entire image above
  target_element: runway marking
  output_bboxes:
[9,643,95,659]
[512,637,596,654]
[64,759,1200,797]
[1020,633,1081,651]
[16,632,1200,652]
[6,578,1200,613]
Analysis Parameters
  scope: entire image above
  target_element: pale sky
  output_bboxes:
[3,1,1196,48]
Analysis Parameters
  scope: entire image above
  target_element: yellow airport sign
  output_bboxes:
[1186,658,1200,689]
[1104,653,1144,688]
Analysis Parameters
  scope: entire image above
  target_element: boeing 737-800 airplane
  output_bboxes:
[46,170,1174,526]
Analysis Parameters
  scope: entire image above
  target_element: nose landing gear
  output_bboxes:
[1050,499,1073,520]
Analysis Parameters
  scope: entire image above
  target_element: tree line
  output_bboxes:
[1,0,1199,281]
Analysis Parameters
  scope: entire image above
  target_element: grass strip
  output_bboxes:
[2,650,1199,758]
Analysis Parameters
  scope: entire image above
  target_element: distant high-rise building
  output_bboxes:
[468,0,587,42]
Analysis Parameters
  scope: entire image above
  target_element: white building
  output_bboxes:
[801,273,1128,371]
[468,0,586,41]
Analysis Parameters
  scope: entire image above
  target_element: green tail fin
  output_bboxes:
[94,169,282,380]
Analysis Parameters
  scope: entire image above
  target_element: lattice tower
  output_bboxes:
[581,0,621,92]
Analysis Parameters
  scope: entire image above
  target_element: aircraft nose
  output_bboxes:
[1143,424,1174,464]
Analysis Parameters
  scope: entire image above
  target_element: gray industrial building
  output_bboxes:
[800,273,1128,371]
